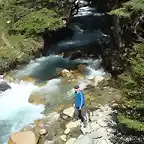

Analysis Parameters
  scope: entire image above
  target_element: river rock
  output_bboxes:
[63,107,74,118]
[0,80,11,91]
[28,93,46,105]
[60,69,72,77]
[8,131,36,144]
[21,76,36,82]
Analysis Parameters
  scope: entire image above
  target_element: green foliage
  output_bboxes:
[12,8,64,35]
[124,0,144,10]
[118,113,144,131]
[0,34,42,72]
[118,43,144,132]
[109,0,144,17]
[0,0,69,72]
[108,8,131,17]
[0,0,66,35]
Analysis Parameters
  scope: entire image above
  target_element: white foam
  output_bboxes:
[0,77,62,143]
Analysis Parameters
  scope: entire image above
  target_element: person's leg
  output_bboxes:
[81,106,87,127]
[73,107,79,121]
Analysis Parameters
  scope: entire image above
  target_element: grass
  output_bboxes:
[0,32,43,73]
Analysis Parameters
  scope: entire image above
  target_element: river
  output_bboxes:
[0,2,110,144]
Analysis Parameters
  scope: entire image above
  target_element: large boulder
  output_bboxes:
[0,80,11,91]
[8,131,37,144]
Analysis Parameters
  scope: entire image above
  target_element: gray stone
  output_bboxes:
[91,128,107,139]
[0,81,11,91]
[74,134,93,144]
[90,122,100,131]
[97,119,108,127]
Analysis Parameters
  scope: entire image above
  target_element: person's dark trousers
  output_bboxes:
[73,106,86,122]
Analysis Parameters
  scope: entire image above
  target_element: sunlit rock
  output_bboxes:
[60,69,72,77]
[8,131,36,144]
[63,107,74,118]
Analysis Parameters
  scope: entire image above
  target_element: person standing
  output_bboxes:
[73,85,87,127]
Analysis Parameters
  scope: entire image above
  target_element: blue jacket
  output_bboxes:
[74,91,85,108]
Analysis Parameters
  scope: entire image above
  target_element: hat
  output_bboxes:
[74,85,80,89]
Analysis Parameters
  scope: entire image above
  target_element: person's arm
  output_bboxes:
[79,92,84,109]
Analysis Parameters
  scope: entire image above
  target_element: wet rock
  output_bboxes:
[60,135,67,142]
[21,76,36,82]
[74,135,93,144]
[39,129,47,135]
[8,131,36,144]
[63,107,74,118]
[28,93,46,105]
[77,64,86,73]
[0,80,11,91]
[64,128,70,135]
[66,138,76,144]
